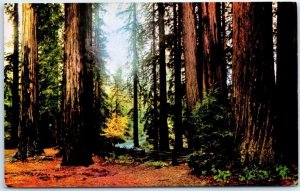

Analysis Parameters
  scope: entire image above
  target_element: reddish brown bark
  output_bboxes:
[62,3,94,166]
[182,3,199,112]
[15,3,42,160]
[201,3,226,98]
[232,3,275,165]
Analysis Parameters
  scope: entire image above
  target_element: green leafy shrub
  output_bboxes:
[275,165,290,180]
[145,161,168,168]
[212,168,231,182]
[238,166,271,182]
[187,88,233,175]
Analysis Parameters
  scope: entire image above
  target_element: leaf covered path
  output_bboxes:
[5,148,212,187]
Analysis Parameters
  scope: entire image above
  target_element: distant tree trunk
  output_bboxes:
[11,3,19,148]
[232,2,275,165]
[132,3,139,148]
[276,2,298,165]
[158,3,169,151]
[62,3,94,166]
[152,3,159,151]
[174,3,183,151]
[14,3,43,160]
[182,3,199,112]
[201,3,227,98]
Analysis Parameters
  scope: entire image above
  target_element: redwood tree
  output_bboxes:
[182,3,199,150]
[201,3,227,98]
[62,3,94,166]
[182,3,199,112]
[232,2,275,165]
[276,2,298,164]
[14,3,43,160]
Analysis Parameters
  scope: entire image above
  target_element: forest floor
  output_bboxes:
[4,148,297,188]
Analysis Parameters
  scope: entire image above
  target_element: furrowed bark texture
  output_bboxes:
[15,3,42,160]
[201,2,227,97]
[232,2,275,165]
[182,2,199,112]
[62,3,94,166]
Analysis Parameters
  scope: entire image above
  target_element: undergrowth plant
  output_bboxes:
[187,88,233,175]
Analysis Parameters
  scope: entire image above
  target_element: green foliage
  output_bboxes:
[144,161,168,168]
[212,168,231,183]
[275,165,290,180]
[115,155,134,164]
[238,166,271,182]
[187,88,233,175]
[36,4,64,144]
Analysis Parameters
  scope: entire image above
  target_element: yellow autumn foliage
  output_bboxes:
[103,113,128,138]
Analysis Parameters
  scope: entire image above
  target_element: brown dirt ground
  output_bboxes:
[5,148,213,187]
[4,148,297,188]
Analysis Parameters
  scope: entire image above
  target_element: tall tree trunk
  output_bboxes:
[182,3,199,112]
[201,3,227,98]
[11,3,19,148]
[62,3,94,166]
[132,3,139,148]
[182,3,199,150]
[276,2,298,165]
[14,3,42,160]
[174,3,183,151]
[158,3,169,151]
[152,3,159,151]
[232,2,275,165]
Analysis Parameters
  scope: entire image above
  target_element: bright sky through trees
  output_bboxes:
[103,3,130,78]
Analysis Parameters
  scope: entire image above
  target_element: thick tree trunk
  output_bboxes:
[182,3,199,150]
[14,3,42,160]
[158,3,169,151]
[182,3,199,112]
[11,3,19,148]
[276,2,298,165]
[201,3,227,98]
[133,3,139,148]
[174,3,183,151]
[62,3,94,166]
[232,2,275,165]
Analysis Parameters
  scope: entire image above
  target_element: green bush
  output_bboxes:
[238,166,271,182]
[144,161,168,168]
[212,168,231,182]
[275,165,290,180]
[187,88,233,175]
